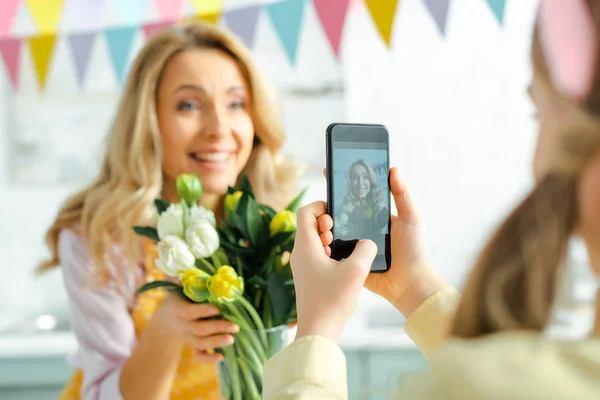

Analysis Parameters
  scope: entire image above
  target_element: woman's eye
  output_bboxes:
[230,101,246,110]
[177,101,198,111]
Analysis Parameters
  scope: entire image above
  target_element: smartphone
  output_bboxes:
[326,123,392,272]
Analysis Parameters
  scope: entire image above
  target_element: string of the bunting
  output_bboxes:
[0,0,507,93]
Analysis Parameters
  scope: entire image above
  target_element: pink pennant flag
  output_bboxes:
[154,0,185,22]
[142,21,175,40]
[0,38,22,90]
[0,0,20,37]
[313,0,351,57]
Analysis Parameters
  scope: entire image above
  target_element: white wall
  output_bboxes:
[341,0,541,286]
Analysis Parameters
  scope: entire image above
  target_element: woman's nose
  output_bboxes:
[203,107,230,139]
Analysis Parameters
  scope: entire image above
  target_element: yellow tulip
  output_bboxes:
[269,210,297,237]
[225,191,243,213]
[181,268,211,302]
[207,265,243,303]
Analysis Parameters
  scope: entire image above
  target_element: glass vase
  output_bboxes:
[218,324,296,400]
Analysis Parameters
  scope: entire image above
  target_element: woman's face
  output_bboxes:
[351,164,371,199]
[157,48,254,201]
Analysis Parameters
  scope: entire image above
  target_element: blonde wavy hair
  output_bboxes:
[38,22,300,278]
[451,0,600,337]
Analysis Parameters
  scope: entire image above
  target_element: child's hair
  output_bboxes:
[345,159,383,206]
[38,22,300,279]
[451,0,600,337]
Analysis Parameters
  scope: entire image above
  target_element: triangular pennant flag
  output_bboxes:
[266,0,306,65]
[0,0,20,37]
[105,27,137,85]
[486,0,506,25]
[24,0,65,35]
[62,0,105,31]
[142,21,175,40]
[111,0,146,25]
[190,0,223,17]
[28,34,57,90]
[184,12,221,26]
[313,0,351,57]
[365,0,399,47]
[223,5,261,49]
[423,0,451,35]
[0,38,21,90]
[154,0,184,22]
[68,32,96,88]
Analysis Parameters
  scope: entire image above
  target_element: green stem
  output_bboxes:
[239,354,261,399]
[239,339,264,378]
[238,297,268,345]
[197,257,216,274]
[228,303,268,361]
[222,344,242,400]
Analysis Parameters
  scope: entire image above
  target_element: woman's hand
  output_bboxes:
[152,295,239,362]
[291,202,378,343]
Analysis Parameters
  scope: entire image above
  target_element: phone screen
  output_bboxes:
[327,123,391,272]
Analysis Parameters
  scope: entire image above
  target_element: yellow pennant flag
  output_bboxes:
[25,0,65,35]
[365,0,400,47]
[189,0,223,20]
[29,34,56,91]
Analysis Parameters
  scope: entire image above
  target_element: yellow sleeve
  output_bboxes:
[404,287,461,356]
[263,336,347,400]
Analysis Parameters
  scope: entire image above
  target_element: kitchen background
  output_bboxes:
[0,0,597,399]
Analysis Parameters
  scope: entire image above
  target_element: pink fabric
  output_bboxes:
[59,229,140,400]
[539,0,598,100]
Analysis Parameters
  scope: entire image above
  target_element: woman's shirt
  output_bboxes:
[58,229,140,399]
[263,287,600,399]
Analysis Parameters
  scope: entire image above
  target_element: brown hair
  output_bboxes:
[38,22,300,278]
[451,0,600,337]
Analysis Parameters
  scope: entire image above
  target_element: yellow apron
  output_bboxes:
[59,239,219,399]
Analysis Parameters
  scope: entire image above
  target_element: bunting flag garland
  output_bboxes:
[0,0,509,92]
[486,0,506,25]
[223,5,262,49]
[423,0,451,36]
[266,0,306,65]
[142,21,176,40]
[111,0,147,25]
[365,0,400,47]
[105,27,137,85]
[0,38,21,89]
[28,34,57,90]
[0,0,20,37]
[313,0,351,58]
[68,32,96,88]
[24,0,65,35]
[62,0,105,31]
[154,0,185,22]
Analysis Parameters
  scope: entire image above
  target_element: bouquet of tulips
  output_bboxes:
[133,173,305,399]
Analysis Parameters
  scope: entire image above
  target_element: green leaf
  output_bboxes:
[247,276,268,288]
[239,175,255,198]
[229,211,249,238]
[266,231,295,250]
[285,187,307,213]
[220,224,237,244]
[246,196,263,246]
[154,198,170,214]
[133,226,159,241]
[226,186,237,195]
[259,203,276,219]
[220,240,254,257]
[284,279,294,286]
[137,280,181,294]
[266,273,295,326]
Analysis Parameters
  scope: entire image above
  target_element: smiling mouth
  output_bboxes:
[190,152,233,163]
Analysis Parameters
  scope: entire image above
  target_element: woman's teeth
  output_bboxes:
[191,152,231,162]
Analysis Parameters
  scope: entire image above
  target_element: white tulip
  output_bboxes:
[155,235,196,277]
[189,205,217,228]
[157,204,185,239]
[186,219,220,259]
